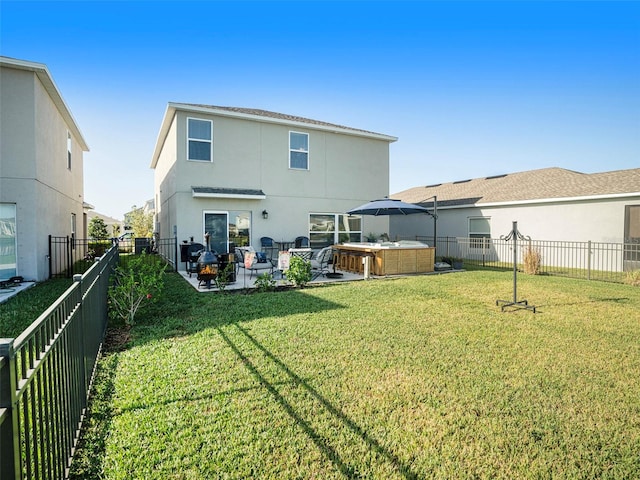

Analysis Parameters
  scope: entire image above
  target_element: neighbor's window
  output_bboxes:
[309,213,361,249]
[188,118,212,162]
[71,213,77,250]
[67,131,72,169]
[289,131,309,170]
[0,203,17,279]
[624,205,640,263]
[469,217,491,248]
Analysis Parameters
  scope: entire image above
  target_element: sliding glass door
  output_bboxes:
[203,212,229,254]
[0,204,17,279]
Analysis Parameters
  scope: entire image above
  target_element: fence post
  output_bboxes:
[73,273,89,400]
[482,237,487,267]
[175,235,179,272]
[0,338,21,480]
[587,240,592,281]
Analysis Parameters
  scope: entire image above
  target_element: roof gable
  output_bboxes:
[0,56,89,152]
[392,167,640,207]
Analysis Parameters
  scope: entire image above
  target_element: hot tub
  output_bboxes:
[334,242,435,275]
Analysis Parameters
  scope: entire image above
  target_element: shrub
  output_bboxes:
[285,256,311,287]
[108,252,167,325]
[625,269,640,287]
[254,272,277,293]
[523,245,542,275]
[87,240,111,259]
[214,262,235,293]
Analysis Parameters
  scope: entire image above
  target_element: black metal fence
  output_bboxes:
[49,236,178,279]
[409,235,640,283]
[0,244,119,480]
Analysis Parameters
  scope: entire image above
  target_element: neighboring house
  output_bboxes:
[390,167,640,247]
[0,56,89,281]
[150,103,397,268]
[86,207,122,238]
[123,198,155,236]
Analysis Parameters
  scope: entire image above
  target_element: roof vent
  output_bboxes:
[485,174,507,180]
[453,179,471,184]
[425,183,442,188]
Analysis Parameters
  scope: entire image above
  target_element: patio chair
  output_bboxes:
[310,246,333,279]
[294,236,310,248]
[288,248,313,261]
[235,248,274,279]
[260,236,277,260]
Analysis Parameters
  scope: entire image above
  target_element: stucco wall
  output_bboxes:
[155,109,392,255]
[0,64,85,281]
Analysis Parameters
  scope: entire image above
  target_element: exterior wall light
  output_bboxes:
[262,210,269,219]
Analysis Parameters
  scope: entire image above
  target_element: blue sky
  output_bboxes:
[1,1,639,220]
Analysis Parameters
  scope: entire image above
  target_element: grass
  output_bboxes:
[16,271,640,478]
[0,278,73,338]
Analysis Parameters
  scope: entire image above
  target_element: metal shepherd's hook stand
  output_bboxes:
[496,221,537,313]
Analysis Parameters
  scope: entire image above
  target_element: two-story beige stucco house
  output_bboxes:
[150,103,396,267]
[0,56,89,281]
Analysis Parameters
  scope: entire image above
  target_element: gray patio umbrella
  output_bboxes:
[346,198,438,252]
[347,198,432,216]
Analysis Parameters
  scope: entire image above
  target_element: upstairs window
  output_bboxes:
[67,131,72,169]
[188,118,212,162]
[289,131,308,170]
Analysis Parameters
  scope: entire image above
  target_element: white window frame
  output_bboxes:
[309,213,362,248]
[289,131,309,170]
[187,117,213,162]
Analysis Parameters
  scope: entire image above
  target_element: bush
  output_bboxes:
[108,252,167,325]
[625,270,640,287]
[87,240,111,259]
[254,272,277,292]
[523,246,542,275]
[285,256,311,287]
[214,262,235,293]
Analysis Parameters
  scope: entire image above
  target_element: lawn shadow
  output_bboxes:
[122,273,346,348]
[535,296,632,309]
[217,322,420,479]
[68,352,119,479]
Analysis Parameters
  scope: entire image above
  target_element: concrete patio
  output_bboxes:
[0,281,36,304]
[178,265,366,292]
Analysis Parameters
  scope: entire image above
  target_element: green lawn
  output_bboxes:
[0,278,72,338]
[68,271,640,479]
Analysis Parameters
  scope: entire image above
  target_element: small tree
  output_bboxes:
[88,217,109,239]
[108,253,166,325]
[126,206,154,238]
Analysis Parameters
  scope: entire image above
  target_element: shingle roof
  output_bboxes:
[392,167,640,207]
[179,103,395,139]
